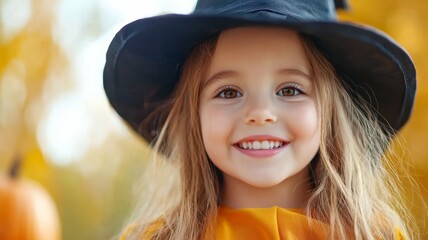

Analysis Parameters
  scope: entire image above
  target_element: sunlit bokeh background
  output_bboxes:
[0,0,427,239]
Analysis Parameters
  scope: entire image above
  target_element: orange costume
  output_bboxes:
[120,206,404,240]
[216,207,329,239]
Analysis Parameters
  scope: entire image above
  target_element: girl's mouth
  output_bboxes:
[235,140,286,150]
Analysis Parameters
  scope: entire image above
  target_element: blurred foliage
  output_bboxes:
[0,0,427,239]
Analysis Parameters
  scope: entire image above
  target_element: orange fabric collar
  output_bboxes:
[216,206,331,240]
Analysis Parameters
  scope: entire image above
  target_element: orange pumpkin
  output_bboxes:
[0,157,61,240]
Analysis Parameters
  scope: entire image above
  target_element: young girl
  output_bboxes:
[104,0,418,239]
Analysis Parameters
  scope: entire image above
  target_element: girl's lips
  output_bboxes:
[232,135,289,158]
[233,142,288,158]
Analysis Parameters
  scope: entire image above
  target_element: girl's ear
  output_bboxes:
[334,0,349,10]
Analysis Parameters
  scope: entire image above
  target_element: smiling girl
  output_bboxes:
[199,28,319,208]
[104,0,418,239]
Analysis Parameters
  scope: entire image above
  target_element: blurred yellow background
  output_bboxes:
[0,0,427,239]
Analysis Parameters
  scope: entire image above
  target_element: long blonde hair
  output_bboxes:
[124,29,414,240]
[302,36,414,239]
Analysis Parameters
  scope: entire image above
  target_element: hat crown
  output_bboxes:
[194,0,339,20]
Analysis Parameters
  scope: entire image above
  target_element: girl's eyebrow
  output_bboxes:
[277,68,311,81]
[203,70,238,88]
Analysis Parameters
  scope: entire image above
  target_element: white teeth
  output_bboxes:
[261,141,270,149]
[252,141,261,149]
[238,140,284,150]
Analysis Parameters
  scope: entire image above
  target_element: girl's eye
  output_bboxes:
[215,86,242,98]
[276,85,304,96]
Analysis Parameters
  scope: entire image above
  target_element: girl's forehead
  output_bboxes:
[209,26,310,78]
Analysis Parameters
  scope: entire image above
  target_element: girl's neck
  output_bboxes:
[220,166,312,209]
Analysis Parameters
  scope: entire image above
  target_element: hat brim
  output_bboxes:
[104,13,416,142]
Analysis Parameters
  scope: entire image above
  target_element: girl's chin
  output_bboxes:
[231,174,289,189]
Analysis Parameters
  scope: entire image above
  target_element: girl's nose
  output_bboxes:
[244,97,278,125]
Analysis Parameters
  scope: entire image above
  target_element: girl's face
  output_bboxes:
[199,27,320,190]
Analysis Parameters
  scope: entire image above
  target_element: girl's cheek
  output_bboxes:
[201,103,241,124]
[200,103,242,149]
[284,102,319,138]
